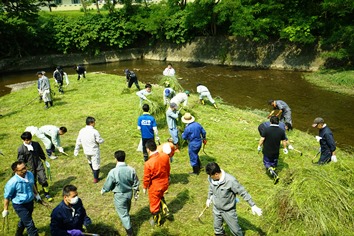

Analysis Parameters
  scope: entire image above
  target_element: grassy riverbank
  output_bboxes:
[304,70,354,96]
[0,73,353,236]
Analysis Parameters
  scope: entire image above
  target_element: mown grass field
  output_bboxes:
[0,73,353,236]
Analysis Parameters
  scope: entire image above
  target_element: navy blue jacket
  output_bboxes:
[50,198,91,236]
[319,126,336,156]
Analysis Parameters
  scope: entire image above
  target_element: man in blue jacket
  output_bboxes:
[50,185,92,236]
[312,117,337,164]
[182,113,206,175]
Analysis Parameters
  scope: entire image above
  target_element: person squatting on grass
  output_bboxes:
[163,81,175,105]
[3,161,42,236]
[50,185,92,236]
[74,116,104,183]
[18,131,53,202]
[37,71,53,109]
[137,104,159,162]
[196,83,218,109]
[258,116,287,184]
[143,140,170,226]
[136,83,152,105]
[101,150,140,236]
[170,91,190,107]
[75,65,86,80]
[312,117,337,164]
[267,99,293,129]
[205,162,262,236]
[166,102,180,148]
[125,69,141,91]
[182,113,207,175]
[25,125,67,160]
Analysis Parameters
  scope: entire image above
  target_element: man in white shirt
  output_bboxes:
[74,117,104,183]
[136,84,152,105]
[163,63,176,76]
[170,91,190,107]
[197,83,218,109]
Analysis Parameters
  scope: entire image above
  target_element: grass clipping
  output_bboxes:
[266,163,354,235]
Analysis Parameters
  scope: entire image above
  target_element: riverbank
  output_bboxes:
[0,37,325,73]
[0,73,353,235]
[304,70,354,96]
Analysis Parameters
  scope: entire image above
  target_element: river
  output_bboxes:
[1,60,353,151]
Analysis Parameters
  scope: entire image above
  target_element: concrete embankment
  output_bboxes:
[0,36,325,73]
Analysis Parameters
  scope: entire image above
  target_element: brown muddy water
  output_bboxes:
[1,60,353,151]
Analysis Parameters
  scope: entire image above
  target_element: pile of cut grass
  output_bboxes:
[0,73,353,236]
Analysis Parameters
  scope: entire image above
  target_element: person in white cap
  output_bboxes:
[181,113,206,175]
[312,117,337,164]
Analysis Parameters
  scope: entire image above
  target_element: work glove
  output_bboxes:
[156,136,160,142]
[45,161,50,168]
[58,147,64,153]
[206,196,213,208]
[331,155,338,163]
[315,136,322,142]
[143,188,147,194]
[283,148,288,154]
[251,205,263,216]
[2,210,8,218]
[74,150,79,157]
[35,193,42,202]
[67,229,83,236]
[257,146,262,152]
[134,190,139,200]
[203,139,207,145]
[288,145,294,150]
[100,189,105,195]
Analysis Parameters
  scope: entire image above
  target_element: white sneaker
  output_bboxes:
[49,155,57,160]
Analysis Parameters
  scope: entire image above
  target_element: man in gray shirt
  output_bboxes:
[166,102,180,147]
[205,162,262,236]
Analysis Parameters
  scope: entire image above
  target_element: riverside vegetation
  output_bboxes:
[0,73,353,235]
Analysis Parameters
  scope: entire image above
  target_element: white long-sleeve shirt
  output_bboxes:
[163,67,176,76]
[170,93,188,107]
[74,125,104,155]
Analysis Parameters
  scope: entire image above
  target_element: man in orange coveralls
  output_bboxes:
[143,140,170,226]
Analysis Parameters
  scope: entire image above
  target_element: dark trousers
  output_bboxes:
[142,138,154,161]
[13,201,38,236]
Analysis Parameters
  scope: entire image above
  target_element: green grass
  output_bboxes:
[304,70,354,96]
[0,73,353,236]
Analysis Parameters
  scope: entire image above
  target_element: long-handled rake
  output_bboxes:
[197,206,208,223]
[2,215,9,235]
[292,148,303,156]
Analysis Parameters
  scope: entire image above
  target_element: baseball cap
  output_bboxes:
[312,117,324,127]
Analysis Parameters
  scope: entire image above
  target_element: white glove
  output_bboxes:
[257,146,262,151]
[315,136,322,142]
[331,155,337,163]
[156,136,160,141]
[74,150,79,157]
[206,199,211,208]
[251,205,263,216]
[35,194,42,201]
[283,148,288,154]
[2,210,8,218]
[58,147,64,153]
[288,145,294,150]
[45,161,50,168]
[143,188,147,194]
[100,189,105,195]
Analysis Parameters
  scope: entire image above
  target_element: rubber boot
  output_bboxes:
[44,102,49,109]
[93,169,100,183]
[268,167,279,184]
[126,228,134,236]
[49,101,53,106]
[43,185,53,202]
[15,225,25,236]
[200,99,205,105]
[189,166,200,175]
[152,212,162,226]
[161,197,170,216]
[213,103,218,109]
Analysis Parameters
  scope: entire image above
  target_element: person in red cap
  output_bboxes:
[312,117,337,164]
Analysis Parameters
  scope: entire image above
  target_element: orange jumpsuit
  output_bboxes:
[143,151,170,214]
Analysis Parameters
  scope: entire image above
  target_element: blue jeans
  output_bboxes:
[169,128,179,145]
[12,201,38,236]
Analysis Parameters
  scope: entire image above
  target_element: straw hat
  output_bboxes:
[182,113,195,124]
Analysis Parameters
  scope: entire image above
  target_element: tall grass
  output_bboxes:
[0,73,353,236]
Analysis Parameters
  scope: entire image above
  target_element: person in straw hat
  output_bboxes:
[181,113,206,175]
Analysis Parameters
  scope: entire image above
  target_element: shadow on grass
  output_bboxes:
[3,110,19,117]
[100,162,117,179]
[223,215,266,236]
[86,222,121,236]
[151,228,179,236]
[50,176,77,196]
[169,173,190,185]
[168,189,190,217]
[200,154,217,165]
[131,205,153,236]
[277,157,289,173]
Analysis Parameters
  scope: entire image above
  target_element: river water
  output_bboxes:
[1,60,353,151]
